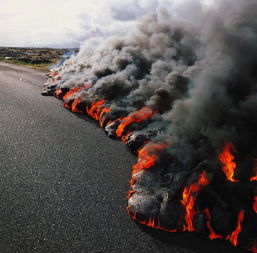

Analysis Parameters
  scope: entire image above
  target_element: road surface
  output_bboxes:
[0,61,247,253]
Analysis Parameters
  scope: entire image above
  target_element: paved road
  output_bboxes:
[0,61,247,253]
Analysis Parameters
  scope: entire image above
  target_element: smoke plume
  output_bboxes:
[42,0,257,251]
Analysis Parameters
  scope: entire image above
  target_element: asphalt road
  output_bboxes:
[0,61,247,253]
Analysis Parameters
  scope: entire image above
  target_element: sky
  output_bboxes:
[0,0,213,48]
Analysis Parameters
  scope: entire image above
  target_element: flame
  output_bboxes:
[132,142,168,176]
[250,159,257,182]
[219,142,239,182]
[253,196,257,213]
[63,86,84,101]
[116,107,156,138]
[181,170,210,232]
[204,208,223,240]
[227,210,245,247]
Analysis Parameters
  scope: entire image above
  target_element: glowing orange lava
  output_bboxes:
[54,89,63,99]
[86,100,106,121]
[227,210,245,247]
[204,208,223,240]
[181,170,210,232]
[250,159,257,182]
[127,206,177,232]
[63,86,84,101]
[127,177,137,199]
[71,97,84,113]
[116,107,156,138]
[132,142,168,176]
[219,142,239,182]
[253,196,257,214]
[99,108,111,127]
[249,241,257,253]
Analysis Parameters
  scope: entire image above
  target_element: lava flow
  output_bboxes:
[127,205,177,232]
[54,89,63,99]
[63,86,84,101]
[41,0,257,250]
[116,107,156,138]
[132,142,168,176]
[204,208,223,240]
[219,142,239,182]
[86,100,106,121]
[227,210,245,247]
[253,196,257,214]
[250,159,257,182]
[71,97,84,114]
[181,170,210,232]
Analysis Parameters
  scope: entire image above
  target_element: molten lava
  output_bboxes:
[204,208,223,240]
[63,86,84,101]
[86,100,106,121]
[54,89,63,99]
[250,241,257,253]
[250,159,257,182]
[219,142,239,182]
[71,97,84,114]
[253,196,257,214]
[116,107,156,138]
[99,108,111,127]
[132,142,168,176]
[227,210,245,247]
[181,170,210,232]
[127,206,177,232]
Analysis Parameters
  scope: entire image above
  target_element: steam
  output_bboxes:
[44,0,257,250]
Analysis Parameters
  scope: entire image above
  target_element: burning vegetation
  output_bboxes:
[41,0,257,251]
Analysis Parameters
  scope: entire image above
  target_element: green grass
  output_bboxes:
[0,56,51,70]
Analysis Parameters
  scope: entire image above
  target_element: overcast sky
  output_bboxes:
[0,0,213,48]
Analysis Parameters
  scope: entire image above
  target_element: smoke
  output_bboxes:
[44,0,257,249]
[0,0,160,48]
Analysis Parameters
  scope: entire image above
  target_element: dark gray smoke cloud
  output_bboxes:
[44,0,257,249]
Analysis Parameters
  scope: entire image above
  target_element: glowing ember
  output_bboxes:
[116,107,156,138]
[249,241,257,253]
[86,100,106,121]
[127,177,137,199]
[54,89,63,99]
[204,208,223,240]
[63,87,84,101]
[219,142,239,182]
[250,159,257,182]
[132,142,168,176]
[99,108,111,127]
[253,196,257,214]
[181,170,210,232]
[127,206,177,232]
[227,210,245,247]
[71,97,84,114]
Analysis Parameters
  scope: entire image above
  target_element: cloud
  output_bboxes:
[0,0,213,48]
[109,0,159,21]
